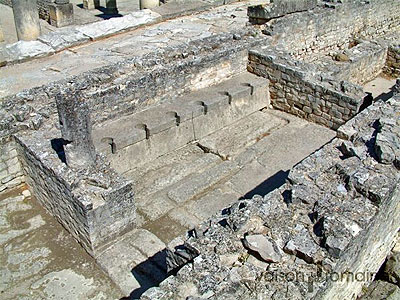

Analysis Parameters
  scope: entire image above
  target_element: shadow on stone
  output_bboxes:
[50,138,70,164]
[95,7,123,19]
[375,90,394,102]
[124,249,169,299]
[241,170,289,199]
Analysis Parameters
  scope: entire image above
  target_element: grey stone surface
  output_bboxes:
[362,281,400,300]
[167,161,239,203]
[1,40,54,64]
[248,0,317,22]
[249,47,364,129]
[38,28,90,51]
[15,129,136,257]
[76,9,161,40]
[48,2,74,28]
[55,89,97,169]
[375,116,400,167]
[11,0,41,41]
[97,228,166,297]
[243,234,282,263]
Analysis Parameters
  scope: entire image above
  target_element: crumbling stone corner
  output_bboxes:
[55,90,97,170]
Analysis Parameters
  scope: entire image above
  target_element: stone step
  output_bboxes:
[125,145,220,198]
[166,160,240,203]
[197,110,287,161]
[92,71,269,174]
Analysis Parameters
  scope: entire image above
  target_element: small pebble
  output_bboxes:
[22,189,31,198]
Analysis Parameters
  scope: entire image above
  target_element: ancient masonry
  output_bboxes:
[0,0,400,299]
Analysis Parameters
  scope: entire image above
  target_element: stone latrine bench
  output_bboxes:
[11,71,269,258]
[92,72,269,174]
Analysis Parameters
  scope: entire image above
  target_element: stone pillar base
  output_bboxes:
[83,0,100,10]
[105,0,118,15]
[49,3,74,27]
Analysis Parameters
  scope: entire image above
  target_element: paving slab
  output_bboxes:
[167,206,202,229]
[167,160,240,203]
[38,28,91,52]
[198,110,287,159]
[1,41,55,65]
[363,74,396,100]
[125,144,219,197]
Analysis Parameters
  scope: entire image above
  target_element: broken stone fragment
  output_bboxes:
[284,225,319,264]
[339,140,367,160]
[362,280,400,300]
[324,236,348,259]
[243,234,282,263]
[166,238,200,273]
[384,252,400,286]
[334,53,350,62]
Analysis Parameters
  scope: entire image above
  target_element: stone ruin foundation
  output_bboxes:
[0,0,400,299]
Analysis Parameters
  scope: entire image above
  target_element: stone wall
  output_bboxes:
[38,0,52,22]
[331,41,387,86]
[384,45,400,78]
[248,47,363,130]
[143,96,400,300]
[267,0,400,58]
[15,130,136,257]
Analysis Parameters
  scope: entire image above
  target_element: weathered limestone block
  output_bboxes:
[38,28,90,51]
[11,0,41,41]
[2,40,54,64]
[55,90,97,170]
[83,0,99,9]
[76,9,162,40]
[362,281,400,300]
[140,0,159,9]
[248,0,318,23]
[375,117,400,168]
[243,234,282,263]
[48,2,74,27]
[15,129,136,257]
